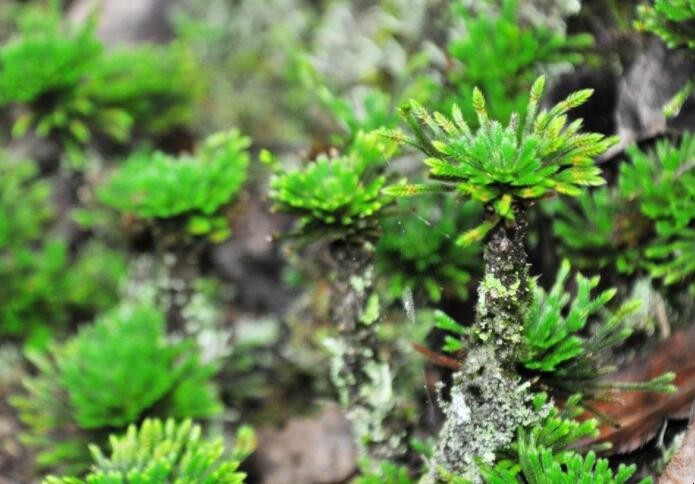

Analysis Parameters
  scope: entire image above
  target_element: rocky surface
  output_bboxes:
[68,0,177,46]
[248,404,357,484]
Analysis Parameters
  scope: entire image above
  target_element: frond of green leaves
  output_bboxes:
[445,0,593,126]
[0,157,125,346]
[44,419,254,484]
[477,392,644,483]
[620,134,695,288]
[11,304,222,473]
[635,0,695,49]
[519,260,675,396]
[550,135,695,289]
[0,2,103,160]
[549,188,646,274]
[267,130,397,239]
[85,42,203,136]
[480,428,644,484]
[0,3,100,106]
[98,130,250,241]
[384,76,618,245]
[376,197,482,303]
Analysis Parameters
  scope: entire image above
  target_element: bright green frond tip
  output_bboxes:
[268,130,397,237]
[98,130,250,240]
[635,0,695,50]
[480,426,645,484]
[519,260,676,397]
[384,76,617,239]
[44,418,254,484]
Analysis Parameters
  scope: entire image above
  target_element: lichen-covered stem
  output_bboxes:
[473,213,531,364]
[429,211,541,482]
[325,240,406,460]
[152,224,203,333]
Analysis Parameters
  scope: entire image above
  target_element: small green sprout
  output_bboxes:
[11,304,222,472]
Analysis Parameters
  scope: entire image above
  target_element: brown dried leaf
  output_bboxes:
[584,324,695,454]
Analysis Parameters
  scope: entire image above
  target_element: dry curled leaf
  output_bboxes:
[584,324,695,454]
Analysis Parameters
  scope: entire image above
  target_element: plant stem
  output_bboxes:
[429,211,540,482]
[473,213,531,364]
[152,224,203,333]
[325,240,406,460]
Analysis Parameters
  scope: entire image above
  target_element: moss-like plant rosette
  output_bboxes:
[98,129,249,239]
[268,130,397,234]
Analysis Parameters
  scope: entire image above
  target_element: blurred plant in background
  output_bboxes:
[11,304,222,473]
[98,129,249,243]
[0,154,125,347]
[442,0,592,126]
[376,196,481,303]
[551,135,695,293]
[0,0,202,167]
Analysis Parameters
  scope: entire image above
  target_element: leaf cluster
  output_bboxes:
[384,76,617,245]
[620,135,695,287]
[479,428,642,484]
[552,135,695,289]
[444,0,593,126]
[635,0,695,49]
[11,304,222,472]
[549,187,645,274]
[98,130,250,241]
[45,419,254,484]
[376,197,482,303]
[0,2,201,163]
[477,392,644,483]
[267,130,397,239]
[520,260,675,396]
[0,156,125,346]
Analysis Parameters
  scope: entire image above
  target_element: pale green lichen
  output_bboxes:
[430,217,535,480]
[429,347,545,483]
[472,218,530,361]
[360,293,380,326]
[324,334,406,458]
[326,242,407,459]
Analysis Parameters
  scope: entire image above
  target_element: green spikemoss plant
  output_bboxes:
[444,0,592,126]
[44,419,255,484]
[635,0,695,49]
[383,77,640,481]
[0,154,125,347]
[548,186,646,274]
[99,130,249,241]
[551,134,695,292]
[98,129,249,329]
[266,130,410,459]
[11,304,222,473]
